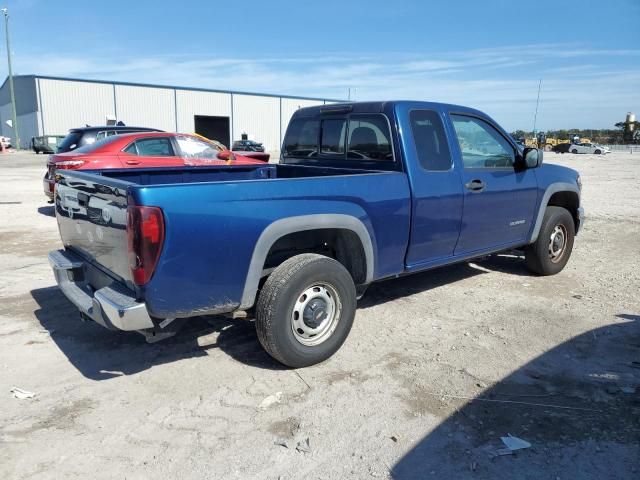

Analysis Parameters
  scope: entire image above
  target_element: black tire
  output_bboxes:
[255,253,356,368]
[525,206,575,275]
[594,149,601,154]
[571,149,578,154]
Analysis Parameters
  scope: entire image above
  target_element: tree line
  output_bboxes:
[511,120,640,144]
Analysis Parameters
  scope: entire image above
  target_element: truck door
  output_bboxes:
[403,109,464,267]
[449,114,538,254]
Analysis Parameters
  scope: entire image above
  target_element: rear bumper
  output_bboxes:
[43,174,54,200]
[48,249,154,331]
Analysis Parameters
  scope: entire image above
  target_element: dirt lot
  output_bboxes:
[1,151,638,480]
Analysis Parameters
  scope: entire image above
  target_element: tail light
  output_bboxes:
[54,159,86,169]
[127,206,165,285]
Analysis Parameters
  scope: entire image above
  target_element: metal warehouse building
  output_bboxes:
[0,75,339,151]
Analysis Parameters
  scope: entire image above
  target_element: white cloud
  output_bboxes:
[13,44,640,130]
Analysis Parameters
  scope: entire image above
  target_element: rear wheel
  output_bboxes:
[255,253,356,368]
[525,206,575,275]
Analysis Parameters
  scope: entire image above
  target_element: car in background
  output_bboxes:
[43,132,264,200]
[232,139,265,152]
[552,143,572,154]
[57,125,163,153]
[31,135,66,154]
[0,136,11,149]
[569,143,610,155]
[232,139,270,162]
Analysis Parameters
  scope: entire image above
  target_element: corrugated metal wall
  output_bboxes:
[232,94,280,152]
[175,89,231,133]
[38,78,114,135]
[16,112,40,146]
[115,85,175,132]
[3,75,338,151]
[0,105,39,146]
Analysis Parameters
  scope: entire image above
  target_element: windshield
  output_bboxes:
[176,135,222,160]
[57,131,83,153]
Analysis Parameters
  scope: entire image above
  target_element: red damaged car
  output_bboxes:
[43,132,265,200]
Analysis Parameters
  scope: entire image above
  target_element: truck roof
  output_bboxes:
[293,100,486,119]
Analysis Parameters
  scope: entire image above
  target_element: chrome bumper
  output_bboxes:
[48,249,154,331]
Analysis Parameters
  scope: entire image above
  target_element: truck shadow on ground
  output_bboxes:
[30,286,284,379]
[360,252,530,309]
[391,315,640,479]
[30,253,536,380]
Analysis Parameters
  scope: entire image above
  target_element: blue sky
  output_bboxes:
[3,0,640,130]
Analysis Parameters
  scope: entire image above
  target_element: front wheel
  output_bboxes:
[525,206,575,275]
[594,149,601,154]
[571,149,578,154]
[255,253,356,368]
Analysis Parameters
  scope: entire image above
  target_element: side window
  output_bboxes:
[123,142,138,155]
[133,138,174,157]
[95,131,106,141]
[283,118,320,158]
[451,115,515,168]
[409,110,451,171]
[320,118,347,155]
[347,115,392,161]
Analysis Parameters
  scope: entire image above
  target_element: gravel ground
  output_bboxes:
[0,151,638,480]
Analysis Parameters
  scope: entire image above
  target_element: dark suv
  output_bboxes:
[57,125,162,153]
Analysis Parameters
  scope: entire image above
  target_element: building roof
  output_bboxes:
[1,74,344,103]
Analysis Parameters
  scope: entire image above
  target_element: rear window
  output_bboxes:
[283,118,320,158]
[57,131,83,152]
[283,114,394,164]
[321,119,347,156]
[347,115,392,161]
[72,135,122,154]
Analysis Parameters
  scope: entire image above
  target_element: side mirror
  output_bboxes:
[521,147,543,169]
[217,151,230,160]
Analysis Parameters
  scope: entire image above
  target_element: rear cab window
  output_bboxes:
[283,113,395,169]
[283,118,320,158]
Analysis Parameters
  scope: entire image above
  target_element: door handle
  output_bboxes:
[125,160,140,165]
[464,179,486,192]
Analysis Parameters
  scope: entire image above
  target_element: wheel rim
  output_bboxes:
[549,224,568,263]
[291,283,341,346]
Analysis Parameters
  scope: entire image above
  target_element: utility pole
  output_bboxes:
[532,78,542,135]
[2,7,19,150]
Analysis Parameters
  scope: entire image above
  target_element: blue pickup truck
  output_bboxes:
[49,101,583,367]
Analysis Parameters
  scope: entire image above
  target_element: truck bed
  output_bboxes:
[54,163,412,318]
[74,163,391,186]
